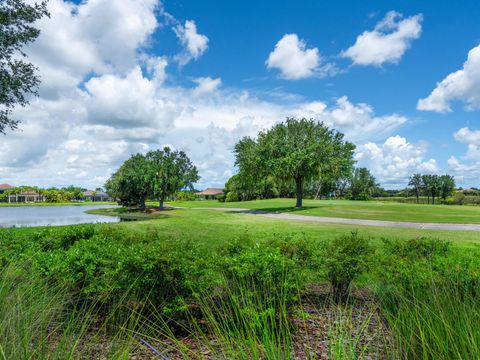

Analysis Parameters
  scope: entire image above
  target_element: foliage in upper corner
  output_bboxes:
[0,0,49,134]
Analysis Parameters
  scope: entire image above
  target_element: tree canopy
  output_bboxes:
[407,173,456,204]
[0,0,49,134]
[105,147,199,210]
[349,168,378,200]
[234,118,355,208]
[146,147,199,209]
[105,154,151,211]
[408,173,423,203]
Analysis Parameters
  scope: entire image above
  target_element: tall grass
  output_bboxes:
[382,280,480,359]
[0,263,139,359]
[135,274,391,359]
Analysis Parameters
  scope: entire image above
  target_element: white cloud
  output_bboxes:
[174,20,209,65]
[453,127,480,145]
[145,56,168,84]
[448,127,480,185]
[193,77,222,96]
[418,45,480,112]
[84,67,179,129]
[0,0,412,190]
[342,11,423,66]
[298,96,407,141]
[26,0,159,97]
[266,34,322,79]
[356,136,438,186]
[448,155,480,185]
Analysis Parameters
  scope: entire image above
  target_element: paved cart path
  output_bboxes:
[184,207,480,232]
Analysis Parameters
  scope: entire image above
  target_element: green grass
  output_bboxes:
[2,203,480,359]
[0,263,137,359]
[167,198,480,224]
[0,201,116,207]
[382,281,480,359]
[88,207,480,248]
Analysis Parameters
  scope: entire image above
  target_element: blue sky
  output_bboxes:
[1,0,480,189]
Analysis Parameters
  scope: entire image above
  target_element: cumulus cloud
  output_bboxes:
[266,34,332,79]
[447,127,480,185]
[145,56,169,84]
[174,20,209,65]
[418,45,480,112]
[26,0,159,97]
[298,96,407,141]
[193,77,222,96]
[448,155,480,185]
[342,11,423,66]
[84,67,179,129]
[356,136,438,187]
[0,0,412,189]
[453,127,480,145]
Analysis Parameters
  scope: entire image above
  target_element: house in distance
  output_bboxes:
[83,190,111,202]
[195,188,224,200]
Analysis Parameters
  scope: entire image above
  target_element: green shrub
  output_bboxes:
[375,237,452,293]
[216,194,226,202]
[323,232,372,301]
[175,190,196,201]
[453,192,466,205]
[34,236,125,299]
[218,234,318,306]
[225,191,240,202]
[382,237,451,260]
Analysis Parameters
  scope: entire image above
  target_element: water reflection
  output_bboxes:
[0,205,120,228]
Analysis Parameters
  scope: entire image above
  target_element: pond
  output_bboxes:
[0,204,120,228]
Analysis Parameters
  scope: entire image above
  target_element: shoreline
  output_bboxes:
[0,201,117,207]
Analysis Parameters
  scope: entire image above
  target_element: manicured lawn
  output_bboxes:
[91,207,480,248]
[166,198,480,224]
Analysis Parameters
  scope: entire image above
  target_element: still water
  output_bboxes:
[0,205,120,228]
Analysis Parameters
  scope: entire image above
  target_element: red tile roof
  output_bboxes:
[0,184,14,190]
[196,188,224,196]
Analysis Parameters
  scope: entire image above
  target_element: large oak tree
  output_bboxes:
[234,118,355,208]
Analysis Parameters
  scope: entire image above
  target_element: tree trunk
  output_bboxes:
[416,191,419,204]
[159,197,164,210]
[295,177,303,208]
[315,182,321,200]
[139,198,146,212]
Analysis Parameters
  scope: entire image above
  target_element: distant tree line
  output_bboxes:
[105,147,199,210]
[0,185,87,203]
[103,119,464,209]
[408,173,456,204]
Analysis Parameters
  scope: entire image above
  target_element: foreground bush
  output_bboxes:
[2,224,480,359]
[218,234,320,306]
[376,237,480,359]
[323,232,372,301]
[0,264,137,359]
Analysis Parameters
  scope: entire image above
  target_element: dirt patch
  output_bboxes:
[290,285,392,359]
[144,207,175,215]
